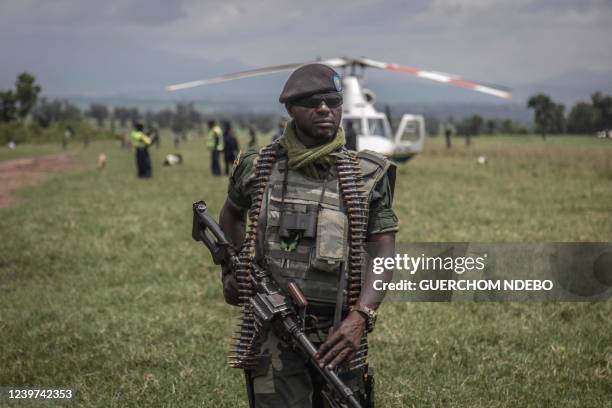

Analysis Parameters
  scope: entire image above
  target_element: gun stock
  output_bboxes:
[192,200,233,265]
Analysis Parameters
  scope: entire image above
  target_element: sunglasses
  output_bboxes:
[292,93,343,109]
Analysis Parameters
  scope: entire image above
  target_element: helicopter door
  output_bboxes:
[394,114,425,153]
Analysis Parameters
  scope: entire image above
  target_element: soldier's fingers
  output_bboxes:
[328,348,352,370]
[316,331,342,359]
[320,341,348,367]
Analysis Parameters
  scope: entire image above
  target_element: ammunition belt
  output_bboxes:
[229,146,370,372]
[336,151,370,372]
[229,143,278,369]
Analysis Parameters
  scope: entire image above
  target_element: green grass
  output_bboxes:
[0,134,611,407]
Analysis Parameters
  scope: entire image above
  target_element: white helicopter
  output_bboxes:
[167,57,511,161]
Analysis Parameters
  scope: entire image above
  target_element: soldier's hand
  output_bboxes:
[315,311,366,370]
[222,273,241,306]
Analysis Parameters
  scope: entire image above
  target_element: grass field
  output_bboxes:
[1,134,611,407]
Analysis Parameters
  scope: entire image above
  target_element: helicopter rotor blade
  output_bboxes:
[318,57,350,68]
[355,57,512,99]
[166,56,511,99]
[166,63,305,91]
[166,58,349,91]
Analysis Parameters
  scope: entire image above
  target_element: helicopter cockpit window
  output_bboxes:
[343,119,362,135]
[400,121,420,142]
[367,119,387,138]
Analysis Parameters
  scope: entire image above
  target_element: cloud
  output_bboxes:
[0,0,185,31]
[1,0,611,95]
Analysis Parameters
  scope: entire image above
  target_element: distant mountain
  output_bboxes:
[379,102,531,123]
[510,68,612,106]
[0,35,280,102]
[17,46,608,122]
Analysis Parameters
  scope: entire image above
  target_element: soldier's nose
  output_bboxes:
[315,101,331,113]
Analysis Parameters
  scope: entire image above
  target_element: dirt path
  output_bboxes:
[0,153,81,208]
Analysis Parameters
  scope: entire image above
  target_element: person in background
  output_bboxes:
[131,122,152,178]
[445,127,452,149]
[272,120,285,142]
[149,127,160,149]
[63,126,73,150]
[248,126,257,148]
[207,119,223,176]
[223,122,239,175]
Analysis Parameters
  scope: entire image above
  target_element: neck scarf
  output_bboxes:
[279,121,345,179]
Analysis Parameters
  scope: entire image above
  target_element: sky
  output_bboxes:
[1,0,611,102]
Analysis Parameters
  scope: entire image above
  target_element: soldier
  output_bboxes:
[218,63,398,407]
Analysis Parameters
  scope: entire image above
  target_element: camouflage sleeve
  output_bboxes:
[227,149,258,211]
[367,170,399,235]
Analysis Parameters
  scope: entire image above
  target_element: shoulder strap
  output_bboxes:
[353,150,393,199]
[357,149,389,170]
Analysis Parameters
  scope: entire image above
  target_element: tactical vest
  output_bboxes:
[256,148,392,307]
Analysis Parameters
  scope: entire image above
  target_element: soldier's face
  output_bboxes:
[288,99,342,142]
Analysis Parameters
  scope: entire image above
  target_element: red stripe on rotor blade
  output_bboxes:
[448,78,478,90]
[385,64,420,75]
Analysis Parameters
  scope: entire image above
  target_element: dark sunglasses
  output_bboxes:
[292,93,343,109]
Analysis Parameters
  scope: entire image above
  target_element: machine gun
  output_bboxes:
[192,200,363,408]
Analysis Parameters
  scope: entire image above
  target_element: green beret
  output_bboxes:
[279,63,343,104]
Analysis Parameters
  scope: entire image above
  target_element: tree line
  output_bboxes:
[83,103,278,135]
[0,73,41,123]
[3,72,610,144]
[0,73,114,144]
[449,92,612,139]
[527,92,612,139]
[0,73,281,144]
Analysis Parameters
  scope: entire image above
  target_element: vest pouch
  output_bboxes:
[278,204,318,239]
[313,208,348,273]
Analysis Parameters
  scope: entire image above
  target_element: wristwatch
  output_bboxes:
[350,304,377,333]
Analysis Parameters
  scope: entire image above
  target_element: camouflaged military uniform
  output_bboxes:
[227,134,398,408]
